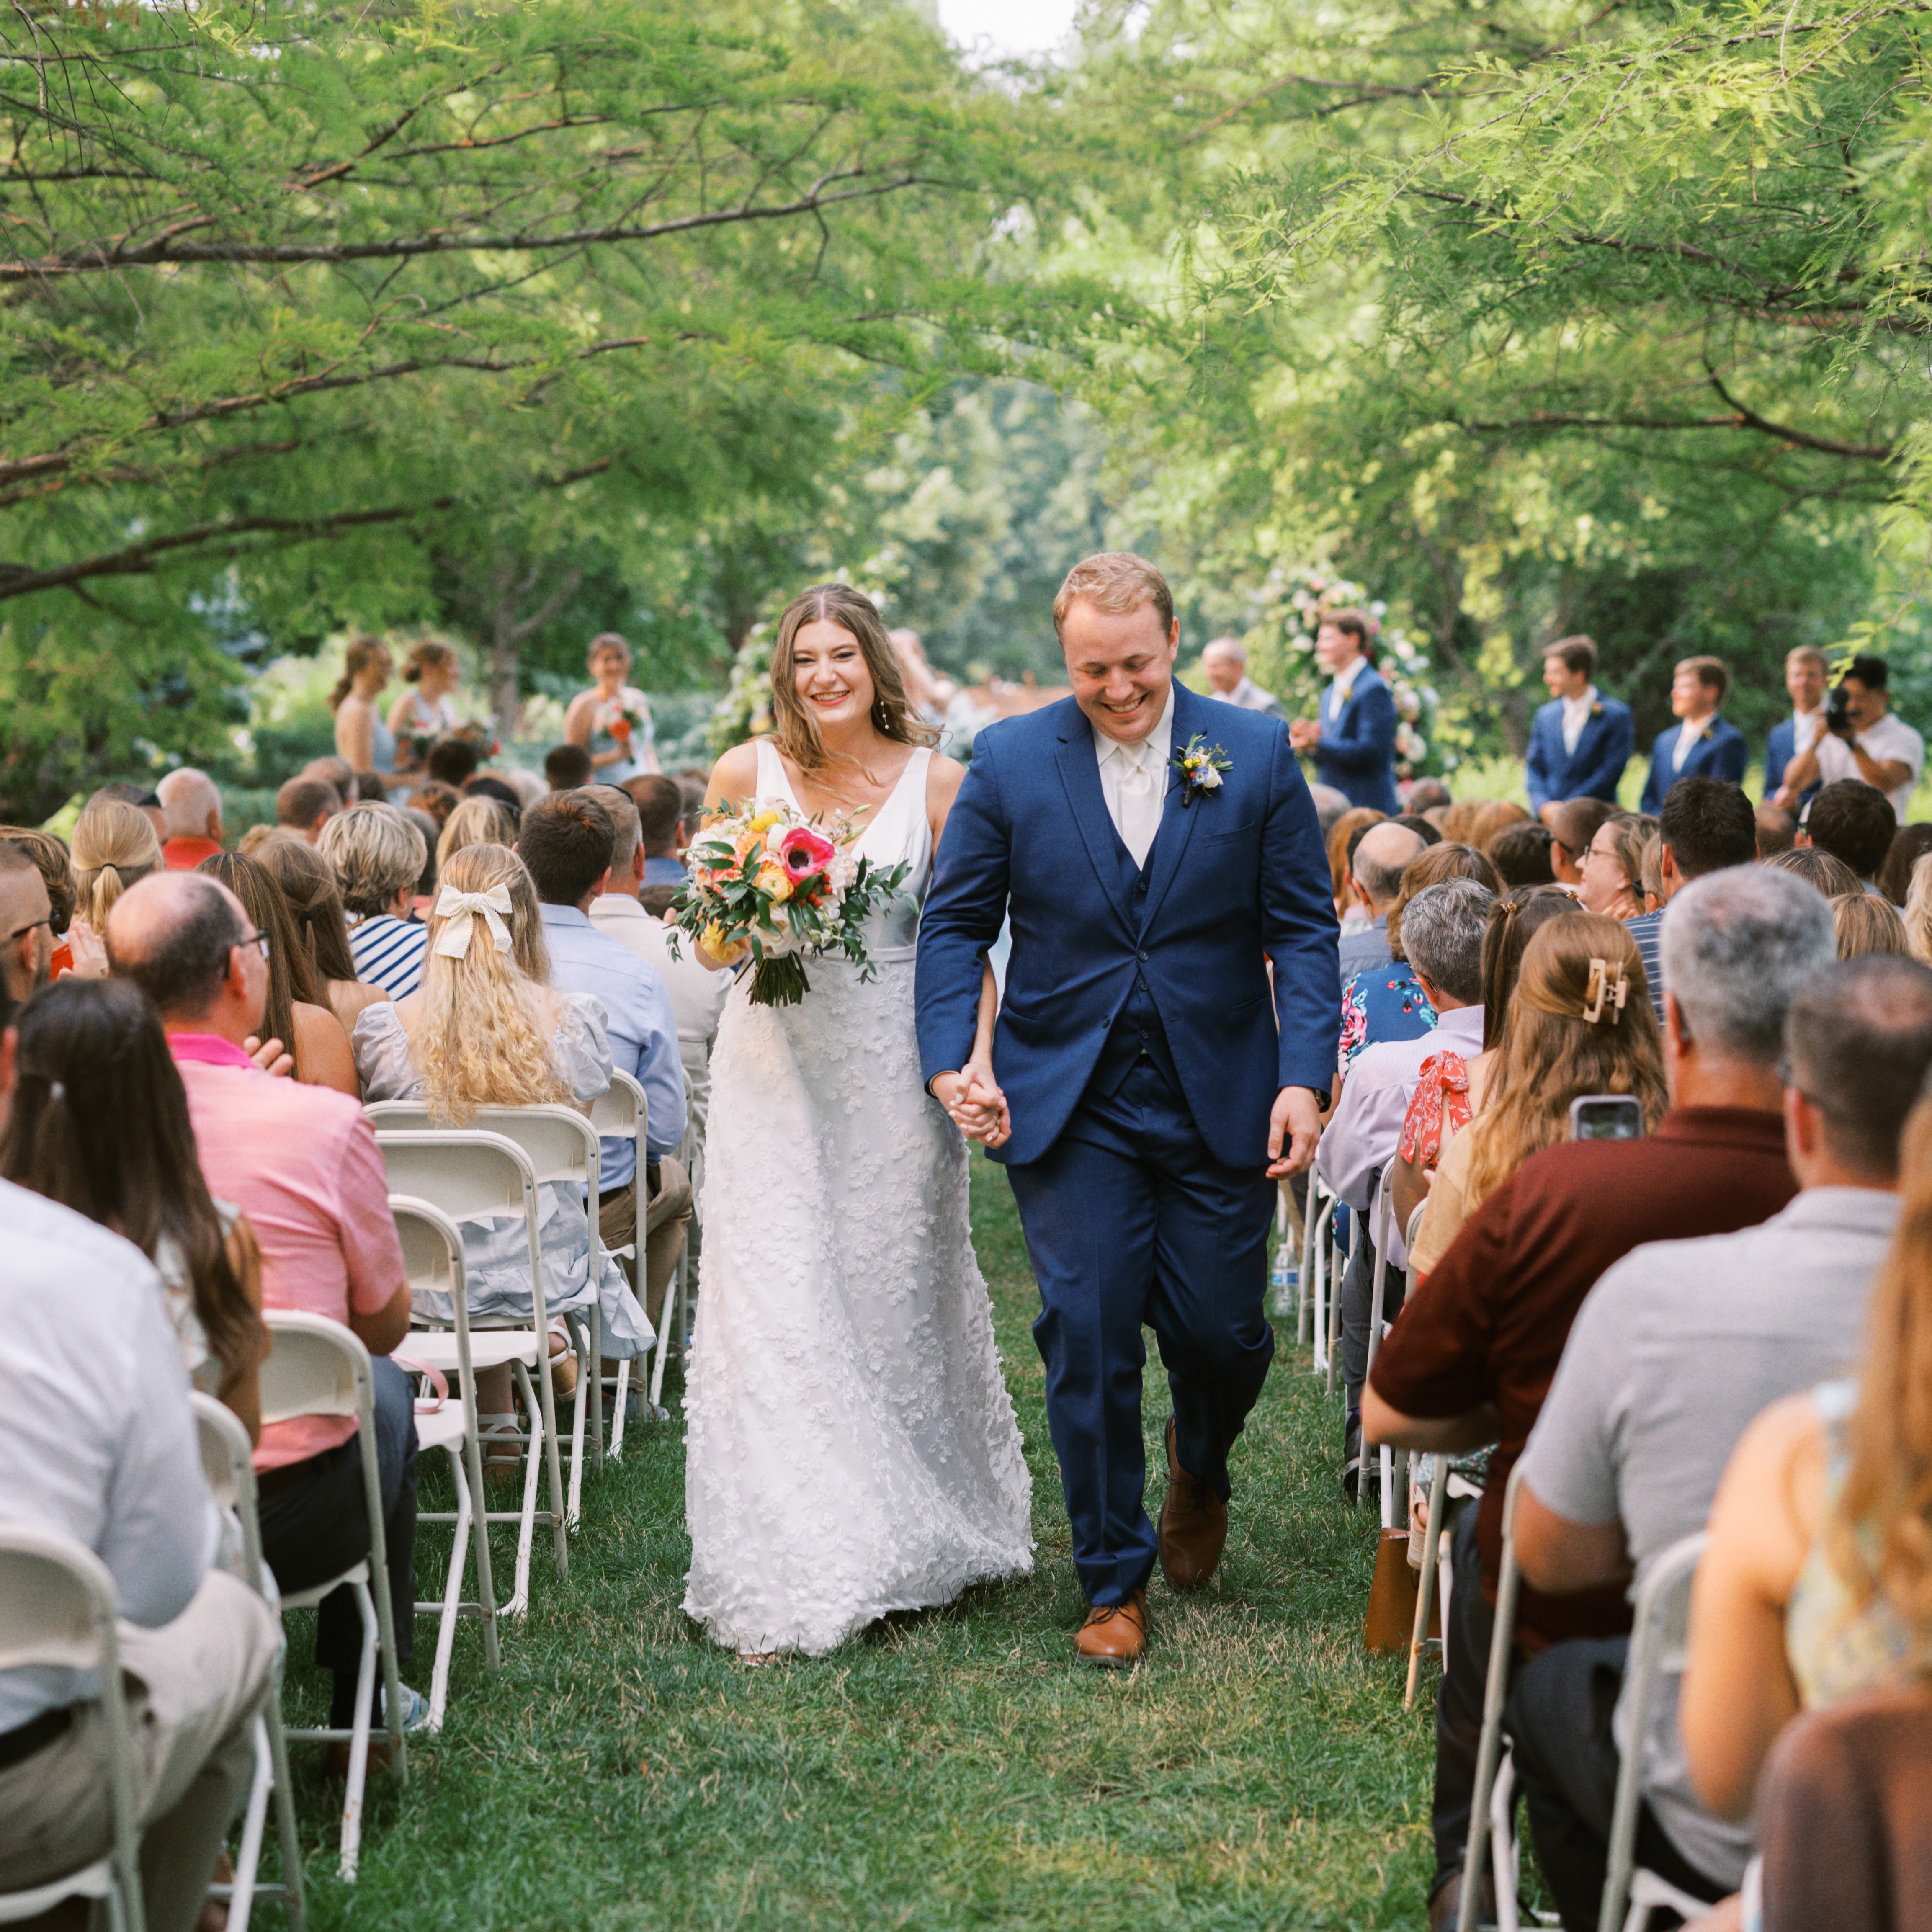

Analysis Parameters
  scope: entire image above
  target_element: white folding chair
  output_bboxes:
[371,1128,568,1615]
[260,1310,408,1882]
[1303,1171,1333,1374]
[1460,1461,1528,1932]
[1599,1533,1712,1932]
[389,1196,500,1723]
[0,1525,145,1932]
[371,1105,616,1528]
[190,1395,305,1932]
[1406,1452,1450,1711]
[587,1069,657,1455]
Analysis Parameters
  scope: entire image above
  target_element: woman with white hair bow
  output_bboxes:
[349,842,654,1442]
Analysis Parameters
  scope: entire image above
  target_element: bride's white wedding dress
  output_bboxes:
[682,741,1034,1655]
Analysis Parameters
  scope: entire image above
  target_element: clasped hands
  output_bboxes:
[931,1063,1011,1149]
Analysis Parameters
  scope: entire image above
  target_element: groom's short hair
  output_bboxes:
[1053,552,1174,640]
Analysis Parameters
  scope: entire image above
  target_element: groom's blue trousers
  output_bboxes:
[1005,1056,1276,1607]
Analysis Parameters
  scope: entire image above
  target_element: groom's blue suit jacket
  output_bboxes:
[915,682,1340,1172]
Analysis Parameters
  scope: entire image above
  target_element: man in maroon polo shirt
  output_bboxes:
[1365,865,1837,1932]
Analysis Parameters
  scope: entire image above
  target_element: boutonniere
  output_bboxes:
[1589,701,1604,718]
[1173,734,1232,806]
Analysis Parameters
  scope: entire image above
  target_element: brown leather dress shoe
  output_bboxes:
[1073,1589,1148,1667]
[1157,1417,1228,1591]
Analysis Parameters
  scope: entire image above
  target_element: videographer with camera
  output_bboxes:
[1775,652,1924,819]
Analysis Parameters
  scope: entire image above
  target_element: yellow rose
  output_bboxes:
[756,863,792,903]
[748,809,784,834]
[701,922,749,966]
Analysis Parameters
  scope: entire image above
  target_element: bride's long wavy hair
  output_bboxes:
[768,584,938,775]
[412,843,566,1125]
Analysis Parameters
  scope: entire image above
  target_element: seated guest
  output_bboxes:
[1307,782,1351,838]
[319,800,429,997]
[90,778,168,845]
[1406,778,1453,814]
[1681,1073,1932,1838]
[1390,885,1578,1244]
[1834,891,1911,959]
[1640,655,1748,815]
[1525,635,1634,819]
[589,787,729,1200]
[0,1065,279,1932]
[1638,831,1666,913]
[1466,799,1530,851]
[1623,777,1757,1005]
[253,832,392,1036]
[1510,954,1932,1929]
[1906,854,1932,964]
[1390,812,1443,848]
[1547,797,1618,891]
[1407,913,1666,1276]
[0,828,76,975]
[69,797,163,962]
[623,773,693,888]
[350,841,655,1421]
[1802,777,1898,888]
[402,778,461,832]
[1340,844,1502,1084]
[198,852,359,1095]
[275,775,341,844]
[1576,811,1654,921]
[1777,652,1925,820]
[1364,866,1834,1932]
[104,872,423,1750]
[544,743,594,793]
[299,754,356,797]
[1319,877,1494,1481]
[1200,635,1284,716]
[1876,822,1932,905]
[0,842,53,1005]
[1337,821,1427,986]
[464,773,524,821]
[1327,806,1387,925]
[1757,801,1798,860]
[518,792,690,1325]
[155,768,225,869]
[1487,821,1556,888]
[1,978,270,1438]
[1765,644,1829,810]
[435,795,518,873]
[424,735,480,790]
[1767,844,1862,898]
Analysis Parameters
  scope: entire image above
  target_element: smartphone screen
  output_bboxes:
[1570,1095,1645,1141]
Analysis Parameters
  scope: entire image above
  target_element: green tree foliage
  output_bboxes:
[1051,0,1923,758]
[0,0,1079,816]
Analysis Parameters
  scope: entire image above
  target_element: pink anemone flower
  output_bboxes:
[779,825,837,881]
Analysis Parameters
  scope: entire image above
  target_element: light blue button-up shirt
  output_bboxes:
[538,902,686,1189]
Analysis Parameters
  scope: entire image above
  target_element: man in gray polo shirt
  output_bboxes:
[1505,945,1932,1928]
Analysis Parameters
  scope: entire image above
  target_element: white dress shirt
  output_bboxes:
[1326,654,1366,722]
[1315,1003,1486,1268]
[0,1180,216,1728]
[1672,714,1716,772]
[1095,686,1175,870]
[1561,687,1598,757]
[1813,711,1926,818]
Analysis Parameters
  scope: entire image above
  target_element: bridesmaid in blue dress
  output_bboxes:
[330,635,398,783]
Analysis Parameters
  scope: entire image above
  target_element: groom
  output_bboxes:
[916,552,1339,1666]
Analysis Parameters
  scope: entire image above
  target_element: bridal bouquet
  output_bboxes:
[669,799,908,1007]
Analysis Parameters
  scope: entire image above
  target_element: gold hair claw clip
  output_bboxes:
[1582,956,1629,1026]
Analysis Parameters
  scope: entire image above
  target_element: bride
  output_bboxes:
[683,582,1033,1658]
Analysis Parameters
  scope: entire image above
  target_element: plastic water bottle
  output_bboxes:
[1268,1247,1299,1319]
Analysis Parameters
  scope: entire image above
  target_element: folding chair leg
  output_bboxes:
[462,1413,500,1671]
[225,1715,274,1932]
[415,1444,471,1732]
[1406,1458,1449,1710]
[588,1302,604,1476]
[265,1670,306,1932]
[1309,1210,1328,1375]
[339,1580,379,1880]
[1458,1530,1524,1930]
[502,1360,546,1614]
[1490,1746,1521,1932]
[610,1358,631,1462]
[535,1349,569,1574]
[564,1312,591,1532]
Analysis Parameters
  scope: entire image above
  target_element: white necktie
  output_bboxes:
[1113,740,1162,868]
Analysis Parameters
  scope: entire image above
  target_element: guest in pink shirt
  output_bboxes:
[108,871,422,1743]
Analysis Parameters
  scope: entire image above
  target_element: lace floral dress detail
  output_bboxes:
[351,993,654,1357]
[682,741,1034,1655]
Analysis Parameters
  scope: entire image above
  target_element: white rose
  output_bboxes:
[1196,767,1223,789]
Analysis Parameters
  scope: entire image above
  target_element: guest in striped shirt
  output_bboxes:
[317,801,428,997]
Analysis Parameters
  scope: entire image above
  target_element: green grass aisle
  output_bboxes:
[284,1157,1436,1928]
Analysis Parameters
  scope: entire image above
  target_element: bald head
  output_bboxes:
[156,767,223,843]
[106,871,252,1027]
[1352,822,1427,914]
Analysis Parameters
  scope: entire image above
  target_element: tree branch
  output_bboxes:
[0,170,931,280]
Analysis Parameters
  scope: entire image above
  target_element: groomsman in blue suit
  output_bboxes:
[1639,655,1749,814]
[1288,608,1399,813]
[1523,635,1634,823]
[1764,645,1829,809]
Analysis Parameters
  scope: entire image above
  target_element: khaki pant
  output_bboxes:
[0,1569,280,1932]
[600,1154,692,1328]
